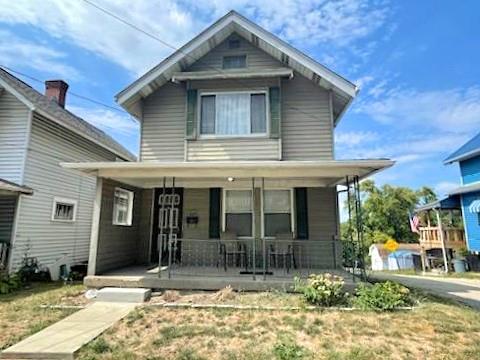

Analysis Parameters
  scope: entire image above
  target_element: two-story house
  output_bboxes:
[64,11,393,290]
[0,68,135,277]
[444,132,480,254]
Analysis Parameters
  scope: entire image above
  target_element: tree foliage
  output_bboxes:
[342,180,437,248]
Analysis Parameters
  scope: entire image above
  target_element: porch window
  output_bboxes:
[51,197,77,222]
[200,91,267,136]
[113,188,134,226]
[224,190,252,237]
[264,190,293,237]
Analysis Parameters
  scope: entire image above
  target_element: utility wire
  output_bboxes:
[0,64,132,116]
[80,0,330,123]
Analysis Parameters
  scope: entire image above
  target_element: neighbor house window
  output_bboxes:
[264,190,293,237]
[223,190,253,237]
[223,55,246,69]
[113,188,134,226]
[51,197,77,222]
[200,91,267,136]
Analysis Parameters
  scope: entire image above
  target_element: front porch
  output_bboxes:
[63,160,393,290]
[84,264,357,292]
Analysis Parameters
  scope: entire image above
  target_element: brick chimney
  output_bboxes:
[45,80,69,108]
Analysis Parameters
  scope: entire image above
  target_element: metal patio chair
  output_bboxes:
[219,231,248,272]
[268,232,295,273]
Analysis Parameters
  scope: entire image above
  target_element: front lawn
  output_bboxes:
[78,290,480,360]
[0,282,85,350]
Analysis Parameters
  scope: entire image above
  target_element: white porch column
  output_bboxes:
[87,177,103,276]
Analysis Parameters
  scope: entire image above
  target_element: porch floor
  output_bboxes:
[84,265,359,292]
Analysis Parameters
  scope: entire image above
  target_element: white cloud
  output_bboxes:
[434,181,459,197]
[69,105,139,136]
[356,86,480,133]
[335,130,378,147]
[0,0,391,76]
[0,30,81,80]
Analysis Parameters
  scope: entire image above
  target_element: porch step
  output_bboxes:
[95,287,151,303]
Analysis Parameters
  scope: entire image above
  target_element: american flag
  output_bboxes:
[409,211,420,234]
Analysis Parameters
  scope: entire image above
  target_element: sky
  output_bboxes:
[0,0,479,196]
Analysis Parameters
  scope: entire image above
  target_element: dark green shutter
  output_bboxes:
[269,87,280,138]
[209,188,221,239]
[186,89,197,139]
[295,188,309,240]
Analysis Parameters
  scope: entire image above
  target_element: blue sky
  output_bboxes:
[0,0,479,195]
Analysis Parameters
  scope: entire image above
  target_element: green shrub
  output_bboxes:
[0,272,23,294]
[273,337,307,360]
[294,273,347,306]
[354,281,411,311]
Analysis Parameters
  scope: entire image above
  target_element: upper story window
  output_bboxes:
[223,55,247,69]
[200,91,267,137]
[228,39,241,49]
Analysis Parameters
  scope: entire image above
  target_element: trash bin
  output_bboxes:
[453,259,466,273]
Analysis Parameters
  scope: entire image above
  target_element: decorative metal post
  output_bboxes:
[261,177,266,280]
[251,177,256,280]
[167,177,176,279]
[158,177,166,278]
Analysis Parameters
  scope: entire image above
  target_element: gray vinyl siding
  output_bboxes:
[95,179,141,274]
[183,188,210,239]
[137,189,153,264]
[0,91,29,184]
[186,138,280,161]
[141,82,186,161]
[0,196,16,244]
[187,33,284,72]
[282,75,333,160]
[306,187,340,268]
[9,114,118,271]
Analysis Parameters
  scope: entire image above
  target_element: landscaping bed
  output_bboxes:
[0,282,86,350]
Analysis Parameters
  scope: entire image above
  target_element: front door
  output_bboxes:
[150,188,183,263]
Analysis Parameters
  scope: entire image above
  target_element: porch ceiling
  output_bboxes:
[61,160,394,188]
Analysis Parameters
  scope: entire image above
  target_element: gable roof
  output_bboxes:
[444,131,480,164]
[116,10,358,124]
[0,68,136,161]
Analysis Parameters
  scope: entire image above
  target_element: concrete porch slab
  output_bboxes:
[84,266,360,292]
[0,302,135,360]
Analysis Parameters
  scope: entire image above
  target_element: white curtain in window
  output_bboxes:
[215,93,250,135]
[264,190,291,213]
[226,190,252,213]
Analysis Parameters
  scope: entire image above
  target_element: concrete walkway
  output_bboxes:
[1,302,135,360]
[370,272,480,309]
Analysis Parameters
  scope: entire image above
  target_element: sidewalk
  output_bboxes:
[370,272,480,309]
[1,302,135,360]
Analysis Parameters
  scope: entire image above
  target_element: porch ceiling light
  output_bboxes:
[227,177,235,182]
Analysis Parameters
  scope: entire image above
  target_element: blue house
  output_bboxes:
[445,132,480,253]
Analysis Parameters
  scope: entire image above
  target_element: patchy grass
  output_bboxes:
[0,282,85,350]
[78,291,480,360]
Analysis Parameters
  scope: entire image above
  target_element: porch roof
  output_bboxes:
[61,159,394,188]
[0,178,33,195]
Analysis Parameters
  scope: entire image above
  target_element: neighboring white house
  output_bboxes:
[0,68,135,275]
[369,243,420,271]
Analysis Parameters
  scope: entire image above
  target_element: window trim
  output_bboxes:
[197,89,270,139]
[51,197,78,223]
[261,188,295,239]
[222,188,254,239]
[113,187,134,226]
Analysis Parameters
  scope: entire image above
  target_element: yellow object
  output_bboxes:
[384,239,399,253]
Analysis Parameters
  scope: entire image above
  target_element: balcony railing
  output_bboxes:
[159,237,341,280]
[0,242,9,272]
[418,226,466,248]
